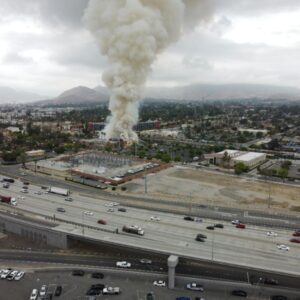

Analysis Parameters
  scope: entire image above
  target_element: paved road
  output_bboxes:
[0,250,300,291]
[1,178,300,276]
[1,165,300,230]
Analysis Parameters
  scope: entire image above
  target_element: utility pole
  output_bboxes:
[144,167,147,194]
[211,230,215,262]
[82,212,85,236]
[268,181,271,209]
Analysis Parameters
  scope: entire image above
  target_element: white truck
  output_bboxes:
[122,225,144,236]
[48,187,70,196]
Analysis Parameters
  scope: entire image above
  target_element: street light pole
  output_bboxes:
[82,212,85,236]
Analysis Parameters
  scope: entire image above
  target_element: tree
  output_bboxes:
[234,162,249,175]
[222,151,231,168]
[277,168,288,181]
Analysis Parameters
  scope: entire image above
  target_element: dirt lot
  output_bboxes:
[126,166,300,214]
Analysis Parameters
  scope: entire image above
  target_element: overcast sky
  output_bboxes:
[1,0,300,97]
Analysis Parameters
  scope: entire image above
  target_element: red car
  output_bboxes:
[97,219,107,225]
[236,223,246,229]
[293,232,300,237]
[290,238,300,243]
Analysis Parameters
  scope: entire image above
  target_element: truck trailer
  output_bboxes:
[0,195,17,206]
[122,225,144,236]
[48,187,70,196]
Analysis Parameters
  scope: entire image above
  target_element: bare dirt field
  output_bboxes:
[126,166,300,214]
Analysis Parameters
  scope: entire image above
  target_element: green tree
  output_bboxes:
[234,162,249,175]
[277,168,288,181]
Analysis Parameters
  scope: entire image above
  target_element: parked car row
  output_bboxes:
[30,284,62,300]
[0,269,24,281]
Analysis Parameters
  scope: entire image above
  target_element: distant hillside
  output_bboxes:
[145,83,300,101]
[37,86,108,106]
[0,86,43,103]
[34,83,300,106]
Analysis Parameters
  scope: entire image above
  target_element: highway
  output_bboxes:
[1,178,300,277]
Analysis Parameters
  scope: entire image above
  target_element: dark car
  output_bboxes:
[214,223,224,229]
[271,296,288,300]
[206,226,215,230]
[293,231,300,237]
[195,236,205,242]
[54,285,62,296]
[184,216,194,221]
[236,223,246,229]
[232,290,247,297]
[146,292,155,300]
[86,288,101,296]
[91,272,104,279]
[56,207,66,213]
[90,284,105,290]
[97,219,107,225]
[263,278,278,285]
[23,181,30,185]
[72,270,84,276]
[118,208,127,212]
[196,233,207,239]
[290,238,300,243]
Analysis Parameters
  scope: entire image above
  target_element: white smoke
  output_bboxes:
[84,0,212,143]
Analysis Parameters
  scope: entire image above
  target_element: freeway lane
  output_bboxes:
[1,165,300,229]
[0,250,299,291]
[1,180,300,277]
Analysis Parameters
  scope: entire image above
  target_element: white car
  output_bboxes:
[14,271,25,281]
[0,269,11,279]
[277,244,290,251]
[65,197,73,201]
[231,220,240,225]
[21,189,28,193]
[84,211,94,216]
[107,208,114,213]
[30,289,38,300]
[267,231,278,237]
[186,282,204,291]
[116,261,131,268]
[105,203,114,207]
[17,196,25,200]
[6,270,18,280]
[112,202,119,206]
[11,199,17,206]
[102,287,120,295]
[153,280,166,287]
[150,216,160,221]
[39,285,47,297]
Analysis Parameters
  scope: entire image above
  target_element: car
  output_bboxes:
[290,238,300,243]
[194,298,205,300]
[56,207,66,213]
[97,219,107,225]
[293,231,300,237]
[21,189,28,193]
[39,285,47,297]
[232,220,240,225]
[23,182,30,185]
[214,223,224,228]
[116,261,131,268]
[103,287,121,295]
[6,270,18,280]
[3,183,9,188]
[186,282,204,291]
[54,285,62,296]
[153,280,166,287]
[118,208,127,212]
[271,296,288,300]
[277,244,290,251]
[0,269,11,279]
[30,289,38,300]
[146,292,155,300]
[206,226,214,230]
[231,290,247,297]
[262,278,278,285]
[150,216,160,221]
[34,191,42,195]
[107,208,114,213]
[14,271,25,281]
[112,202,119,206]
[267,231,278,237]
[84,211,93,216]
[72,270,84,276]
[105,203,114,207]
[90,284,105,289]
[17,196,25,200]
[176,297,190,300]
[195,217,203,223]
[22,186,28,189]
[184,216,194,221]
[91,272,104,279]
[195,237,205,242]
[64,197,73,201]
[11,199,17,206]
[20,172,27,176]
[140,258,152,264]
[196,233,207,239]
[86,288,101,296]
[236,223,246,229]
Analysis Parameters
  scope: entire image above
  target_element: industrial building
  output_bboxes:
[204,149,266,169]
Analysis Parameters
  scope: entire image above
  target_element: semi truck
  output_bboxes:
[122,225,144,236]
[0,195,17,206]
[48,186,70,196]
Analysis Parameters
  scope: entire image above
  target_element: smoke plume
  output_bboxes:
[84,0,212,143]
